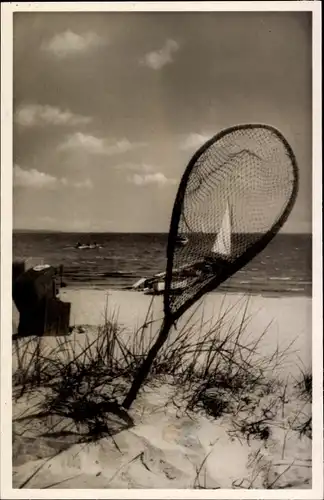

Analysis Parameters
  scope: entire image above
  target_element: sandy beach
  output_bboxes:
[58,288,312,377]
[12,288,312,490]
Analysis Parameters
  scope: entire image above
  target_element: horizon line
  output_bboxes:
[13,228,312,235]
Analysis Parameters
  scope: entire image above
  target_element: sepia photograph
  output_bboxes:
[1,2,322,497]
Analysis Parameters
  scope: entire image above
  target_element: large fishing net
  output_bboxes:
[165,124,298,318]
[123,123,298,409]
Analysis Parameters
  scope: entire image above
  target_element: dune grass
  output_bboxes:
[12,294,312,488]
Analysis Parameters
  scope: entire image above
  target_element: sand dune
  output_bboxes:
[12,289,312,490]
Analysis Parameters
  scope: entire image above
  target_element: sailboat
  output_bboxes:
[132,201,234,293]
[211,201,232,259]
[201,201,233,273]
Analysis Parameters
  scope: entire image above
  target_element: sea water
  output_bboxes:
[12,232,312,297]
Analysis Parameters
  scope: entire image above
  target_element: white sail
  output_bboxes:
[212,202,232,256]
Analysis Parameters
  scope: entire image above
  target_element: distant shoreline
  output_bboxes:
[13,229,312,236]
[62,283,311,299]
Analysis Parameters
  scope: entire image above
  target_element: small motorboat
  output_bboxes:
[133,271,188,296]
[143,279,188,296]
[75,242,102,250]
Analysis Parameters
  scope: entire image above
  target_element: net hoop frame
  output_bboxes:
[164,123,299,322]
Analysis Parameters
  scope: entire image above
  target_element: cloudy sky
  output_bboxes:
[13,11,312,233]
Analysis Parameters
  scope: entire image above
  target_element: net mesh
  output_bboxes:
[166,126,297,315]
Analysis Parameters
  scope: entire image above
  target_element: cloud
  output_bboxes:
[121,163,176,187]
[14,165,58,189]
[41,30,106,58]
[59,132,145,156]
[15,104,92,127]
[180,133,212,151]
[13,165,93,190]
[73,178,93,190]
[140,39,180,70]
[128,172,177,187]
[117,163,155,173]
